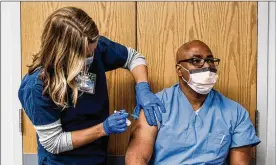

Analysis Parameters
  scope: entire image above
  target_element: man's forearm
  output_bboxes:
[71,123,106,149]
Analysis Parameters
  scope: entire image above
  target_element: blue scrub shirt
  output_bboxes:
[150,83,260,165]
[18,36,128,165]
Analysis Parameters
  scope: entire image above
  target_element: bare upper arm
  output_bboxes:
[229,146,252,165]
[126,110,158,164]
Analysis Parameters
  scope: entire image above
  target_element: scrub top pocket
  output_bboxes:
[205,133,231,159]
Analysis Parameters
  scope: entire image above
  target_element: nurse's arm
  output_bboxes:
[131,64,148,83]
[122,47,148,83]
[125,110,158,165]
[71,123,107,148]
[229,146,252,165]
[35,119,107,154]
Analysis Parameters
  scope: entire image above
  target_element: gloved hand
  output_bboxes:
[134,82,166,126]
[103,109,129,135]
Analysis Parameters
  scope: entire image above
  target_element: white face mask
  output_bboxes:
[86,56,94,66]
[178,65,218,94]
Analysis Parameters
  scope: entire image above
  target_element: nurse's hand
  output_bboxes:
[134,82,166,126]
[103,110,129,135]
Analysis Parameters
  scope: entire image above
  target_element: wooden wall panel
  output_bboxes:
[21,1,257,157]
[21,2,136,155]
[137,2,257,124]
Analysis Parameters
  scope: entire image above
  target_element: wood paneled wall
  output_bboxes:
[21,2,257,155]
[137,1,257,124]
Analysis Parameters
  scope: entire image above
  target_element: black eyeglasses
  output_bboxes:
[178,57,220,67]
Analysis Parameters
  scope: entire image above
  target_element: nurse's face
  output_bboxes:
[87,40,98,57]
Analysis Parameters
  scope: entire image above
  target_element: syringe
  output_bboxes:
[114,110,134,126]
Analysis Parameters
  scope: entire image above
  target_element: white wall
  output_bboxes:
[257,2,276,165]
[266,2,276,165]
[1,2,23,165]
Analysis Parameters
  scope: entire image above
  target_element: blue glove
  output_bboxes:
[103,110,129,135]
[134,82,166,126]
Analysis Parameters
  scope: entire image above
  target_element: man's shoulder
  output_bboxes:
[212,89,236,103]
[155,83,179,100]
[212,89,247,113]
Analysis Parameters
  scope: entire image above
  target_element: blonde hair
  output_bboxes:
[28,7,99,109]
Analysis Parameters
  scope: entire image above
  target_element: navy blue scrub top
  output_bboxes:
[18,36,129,165]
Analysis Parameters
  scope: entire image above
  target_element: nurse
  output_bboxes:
[126,40,260,165]
[18,7,165,165]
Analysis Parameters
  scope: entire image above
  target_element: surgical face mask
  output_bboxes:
[75,56,96,95]
[86,56,94,66]
[178,65,218,94]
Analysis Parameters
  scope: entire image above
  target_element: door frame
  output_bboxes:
[1,2,23,165]
[257,2,276,165]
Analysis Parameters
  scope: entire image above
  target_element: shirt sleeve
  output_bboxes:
[18,83,73,154]
[19,83,61,126]
[230,104,261,148]
[97,36,129,72]
[123,47,147,71]
[155,90,167,130]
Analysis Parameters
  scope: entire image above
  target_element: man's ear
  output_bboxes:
[176,65,183,77]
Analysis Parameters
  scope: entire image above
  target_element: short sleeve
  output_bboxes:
[96,36,128,72]
[155,90,168,130]
[230,104,261,148]
[18,84,61,126]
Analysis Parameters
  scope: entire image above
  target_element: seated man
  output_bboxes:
[125,40,260,165]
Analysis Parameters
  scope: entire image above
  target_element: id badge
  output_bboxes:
[76,71,96,94]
